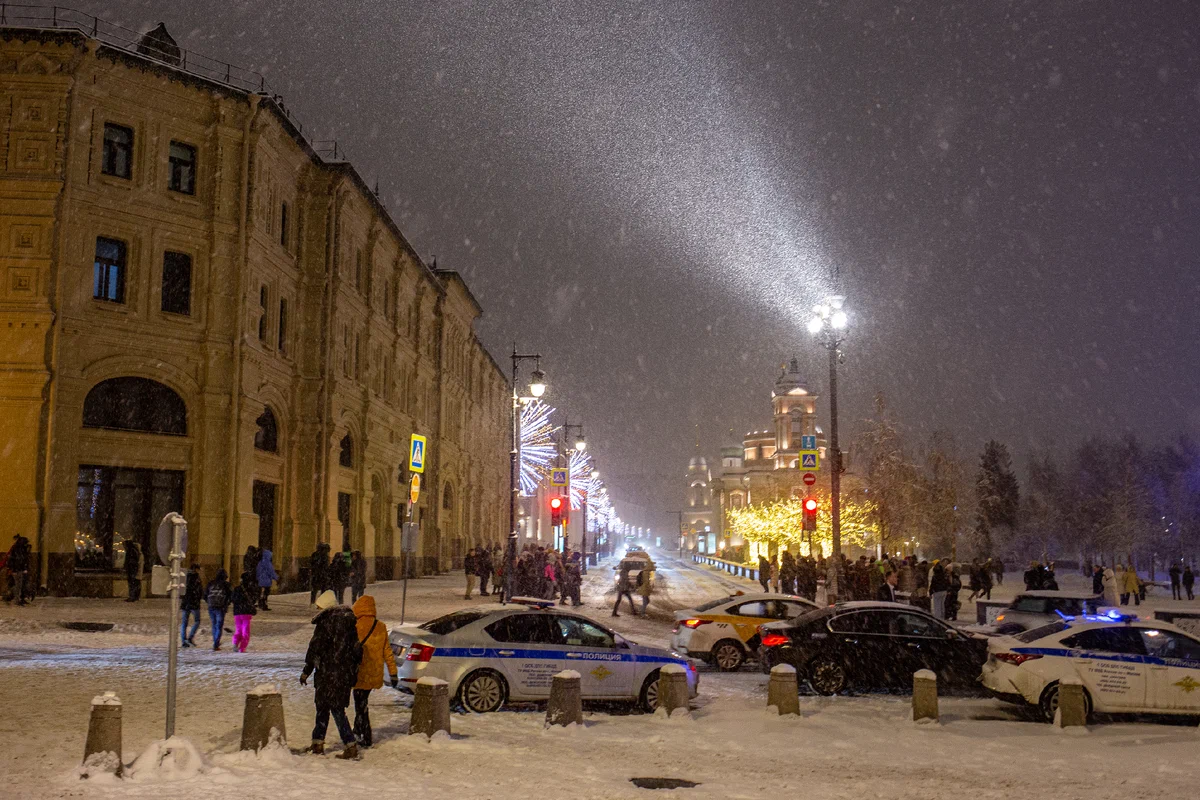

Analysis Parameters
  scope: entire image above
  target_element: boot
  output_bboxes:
[307,741,325,755]
[336,743,358,760]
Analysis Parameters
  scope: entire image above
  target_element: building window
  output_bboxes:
[93,237,126,303]
[82,377,187,436]
[75,465,183,571]
[102,123,133,179]
[161,251,191,315]
[278,298,288,353]
[168,141,195,194]
[339,433,354,468]
[355,249,363,293]
[280,202,289,247]
[258,285,269,342]
[254,406,278,453]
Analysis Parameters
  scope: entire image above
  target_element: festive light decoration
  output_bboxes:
[726,493,880,557]
[520,400,558,495]
[569,449,597,510]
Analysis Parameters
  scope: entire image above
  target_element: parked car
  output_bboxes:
[757,601,988,695]
[389,600,698,713]
[670,593,819,671]
[991,591,1103,634]
[982,613,1200,722]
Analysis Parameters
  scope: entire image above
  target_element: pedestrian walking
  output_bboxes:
[780,551,797,596]
[204,568,232,651]
[612,564,637,617]
[243,545,262,608]
[993,558,1005,586]
[947,564,963,621]
[329,546,350,605]
[543,555,558,601]
[1120,565,1141,606]
[564,555,583,606]
[231,574,258,653]
[1170,563,1182,601]
[980,559,994,600]
[929,560,949,620]
[1102,565,1118,606]
[757,555,770,592]
[301,590,362,759]
[1184,566,1195,601]
[123,541,142,602]
[967,560,982,602]
[350,550,367,604]
[310,543,330,605]
[636,567,653,615]
[351,594,398,748]
[256,548,279,611]
[7,535,32,606]
[477,546,493,597]
[1044,561,1059,591]
[1091,565,1104,595]
[463,548,478,599]
[180,563,202,647]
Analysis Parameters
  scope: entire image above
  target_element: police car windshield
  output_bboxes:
[1015,621,1069,643]
[420,611,488,635]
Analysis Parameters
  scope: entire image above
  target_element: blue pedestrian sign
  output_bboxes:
[800,452,819,470]
[550,468,569,487]
[800,435,817,451]
[409,434,427,474]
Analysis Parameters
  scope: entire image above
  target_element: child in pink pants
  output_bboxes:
[230,578,257,653]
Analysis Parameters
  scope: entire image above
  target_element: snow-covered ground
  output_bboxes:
[2,553,1199,799]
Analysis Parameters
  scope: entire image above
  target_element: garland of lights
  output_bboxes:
[519,400,558,496]
[725,494,880,557]
[569,449,597,510]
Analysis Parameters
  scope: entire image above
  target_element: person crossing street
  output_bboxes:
[301,590,362,759]
[351,594,398,748]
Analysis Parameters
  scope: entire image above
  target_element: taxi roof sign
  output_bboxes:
[409,434,427,474]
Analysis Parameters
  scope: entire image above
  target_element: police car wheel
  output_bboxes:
[808,658,846,696]
[460,670,507,713]
[638,671,661,713]
[712,640,745,672]
[1038,681,1091,724]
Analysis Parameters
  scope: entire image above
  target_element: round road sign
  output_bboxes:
[409,474,421,505]
[802,472,817,486]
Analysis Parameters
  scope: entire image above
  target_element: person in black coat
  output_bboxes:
[1184,566,1196,601]
[123,541,142,602]
[310,543,330,605]
[1092,565,1105,595]
[180,563,203,647]
[242,546,261,608]
[301,591,362,759]
[477,547,493,597]
[877,570,899,602]
[205,568,232,651]
[350,550,367,604]
[6,535,32,606]
[329,548,350,605]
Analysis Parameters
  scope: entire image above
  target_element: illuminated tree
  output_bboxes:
[726,493,880,558]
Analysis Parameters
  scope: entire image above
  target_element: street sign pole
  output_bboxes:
[401,470,421,624]
[164,515,185,739]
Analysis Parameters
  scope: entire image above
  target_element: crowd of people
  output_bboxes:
[308,542,369,607]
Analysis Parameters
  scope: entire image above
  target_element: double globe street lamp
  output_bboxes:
[807,295,849,604]
[508,347,545,603]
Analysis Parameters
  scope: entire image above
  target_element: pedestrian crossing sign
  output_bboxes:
[409,434,427,473]
[550,468,569,487]
[800,452,819,470]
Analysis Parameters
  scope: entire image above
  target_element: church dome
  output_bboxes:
[688,455,708,470]
[772,357,810,397]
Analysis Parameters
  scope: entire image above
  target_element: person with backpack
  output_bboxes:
[180,563,203,647]
[351,594,398,747]
[301,590,362,759]
[256,548,279,611]
[204,568,232,651]
[231,573,258,653]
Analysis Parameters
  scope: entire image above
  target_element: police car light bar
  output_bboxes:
[509,597,556,608]
[1055,608,1137,624]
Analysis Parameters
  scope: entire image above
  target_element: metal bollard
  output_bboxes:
[1056,678,1088,728]
[912,669,939,722]
[410,677,451,737]
[546,670,583,727]
[767,664,800,716]
[657,664,690,716]
[241,686,287,751]
[83,692,122,777]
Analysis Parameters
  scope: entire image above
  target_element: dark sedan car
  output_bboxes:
[757,601,989,695]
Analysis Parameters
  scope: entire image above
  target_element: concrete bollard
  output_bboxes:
[1056,677,1088,728]
[912,669,939,722]
[410,677,451,737]
[241,685,287,751]
[546,670,583,727]
[767,664,800,716]
[83,692,122,777]
[657,664,690,716]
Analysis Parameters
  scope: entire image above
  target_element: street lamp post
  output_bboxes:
[561,420,585,553]
[508,347,545,604]
[808,296,849,605]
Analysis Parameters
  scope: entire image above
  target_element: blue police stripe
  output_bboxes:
[1012,646,1200,670]
[430,647,687,666]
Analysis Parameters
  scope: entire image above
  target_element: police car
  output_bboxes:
[670,593,819,671]
[982,611,1200,722]
[390,599,699,713]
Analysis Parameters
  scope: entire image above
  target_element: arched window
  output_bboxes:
[442,483,454,511]
[339,433,354,468]
[83,377,187,436]
[254,407,278,453]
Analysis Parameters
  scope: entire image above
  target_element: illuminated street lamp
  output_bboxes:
[809,295,848,604]
[508,347,546,603]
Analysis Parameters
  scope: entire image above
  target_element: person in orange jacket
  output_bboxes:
[351,594,398,747]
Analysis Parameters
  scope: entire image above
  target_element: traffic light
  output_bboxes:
[802,497,818,531]
[550,495,564,526]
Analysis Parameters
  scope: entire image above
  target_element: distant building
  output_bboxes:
[682,454,713,551]
[0,19,509,595]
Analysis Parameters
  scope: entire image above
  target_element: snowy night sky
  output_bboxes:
[72,1,1200,529]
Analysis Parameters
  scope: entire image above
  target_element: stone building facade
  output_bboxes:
[0,23,509,595]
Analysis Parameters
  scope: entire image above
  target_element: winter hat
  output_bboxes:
[314,590,337,610]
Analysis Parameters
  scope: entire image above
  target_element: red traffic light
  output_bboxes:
[550,495,564,526]
[550,497,563,510]
[803,498,818,512]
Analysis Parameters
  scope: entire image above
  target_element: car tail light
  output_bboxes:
[995,614,1005,621]
[994,652,1041,666]
[405,643,435,662]
[760,633,790,648]
[681,619,711,629]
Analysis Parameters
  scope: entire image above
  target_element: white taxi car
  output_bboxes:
[670,593,818,671]
[390,600,698,713]
[982,612,1200,722]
